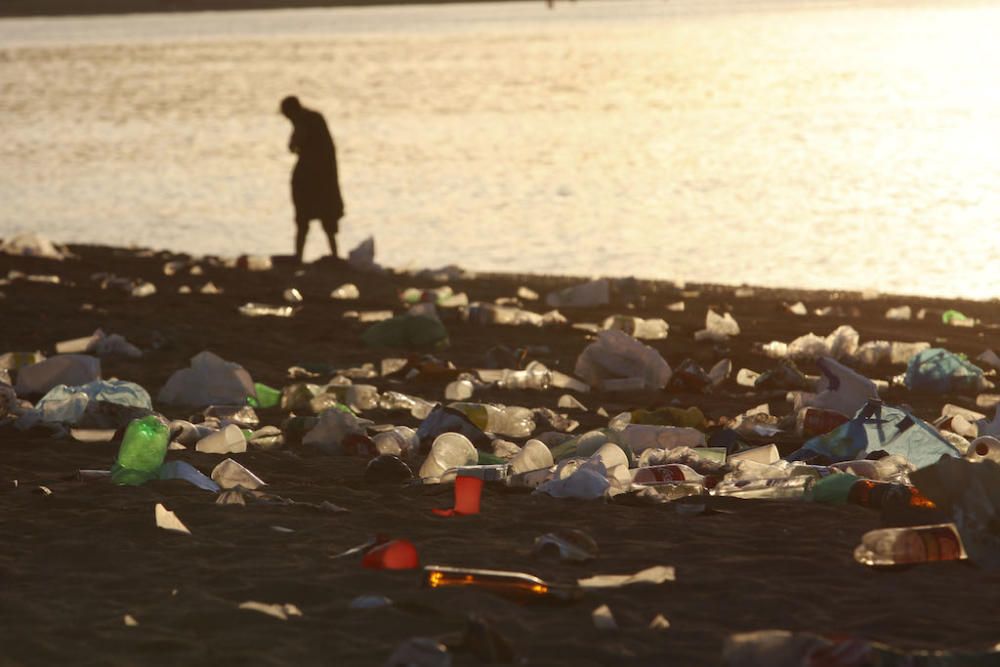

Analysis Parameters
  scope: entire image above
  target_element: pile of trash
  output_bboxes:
[4,241,1000,665]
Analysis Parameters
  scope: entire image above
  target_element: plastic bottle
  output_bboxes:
[713,475,815,500]
[497,363,551,390]
[373,426,419,458]
[422,564,581,602]
[467,302,543,327]
[853,523,966,567]
[249,382,281,409]
[795,406,850,436]
[111,415,170,485]
[378,391,436,419]
[619,424,706,452]
[601,315,669,340]
[445,379,475,400]
[238,303,294,318]
[848,479,936,509]
[632,464,704,485]
[281,383,320,411]
[449,402,535,438]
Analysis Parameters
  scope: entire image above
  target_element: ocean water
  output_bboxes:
[2,0,999,298]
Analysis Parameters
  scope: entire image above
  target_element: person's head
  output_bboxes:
[280,95,302,119]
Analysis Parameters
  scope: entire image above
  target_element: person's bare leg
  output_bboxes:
[321,217,339,259]
[294,220,308,263]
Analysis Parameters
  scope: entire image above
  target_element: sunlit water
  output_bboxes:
[2,0,1000,298]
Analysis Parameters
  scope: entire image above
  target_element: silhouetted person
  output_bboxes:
[280,95,344,263]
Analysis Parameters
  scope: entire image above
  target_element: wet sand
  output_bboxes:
[1,244,999,666]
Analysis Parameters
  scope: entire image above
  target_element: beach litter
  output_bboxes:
[6,244,1000,664]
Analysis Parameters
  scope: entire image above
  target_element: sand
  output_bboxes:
[1,244,999,666]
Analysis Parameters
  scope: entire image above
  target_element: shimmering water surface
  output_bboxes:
[2,0,1000,297]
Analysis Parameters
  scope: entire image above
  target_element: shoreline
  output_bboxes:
[1,0,510,19]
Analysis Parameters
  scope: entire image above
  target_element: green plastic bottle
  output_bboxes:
[247,382,281,409]
[111,415,170,486]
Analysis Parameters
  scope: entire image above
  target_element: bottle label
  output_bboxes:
[896,525,963,563]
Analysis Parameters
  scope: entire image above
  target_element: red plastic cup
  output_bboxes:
[361,539,419,570]
[433,475,483,517]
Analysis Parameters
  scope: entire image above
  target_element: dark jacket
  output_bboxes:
[289,108,344,222]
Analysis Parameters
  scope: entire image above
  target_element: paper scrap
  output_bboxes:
[649,614,671,630]
[577,565,676,590]
[592,604,617,630]
[155,503,191,535]
[124,614,139,627]
[238,601,303,620]
[211,458,266,490]
[70,428,117,443]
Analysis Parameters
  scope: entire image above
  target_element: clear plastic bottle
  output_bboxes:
[449,402,535,438]
[445,379,475,400]
[854,523,966,567]
[238,303,294,318]
[112,415,170,485]
[373,426,419,458]
[378,391,435,419]
[497,363,551,390]
[713,475,815,500]
[601,315,669,340]
[632,464,704,484]
[466,302,543,327]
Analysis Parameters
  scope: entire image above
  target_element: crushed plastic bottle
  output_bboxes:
[111,415,170,485]
[448,402,535,438]
[379,391,436,419]
[854,523,966,567]
[601,315,669,340]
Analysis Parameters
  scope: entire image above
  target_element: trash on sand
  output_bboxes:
[362,539,420,570]
[238,601,303,620]
[0,232,70,260]
[383,637,451,667]
[330,283,360,300]
[591,604,617,630]
[14,355,101,396]
[112,416,170,486]
[158,351,255,407]
[721,629,1000,667]
[419,433,479,481]
[154,503,191,535]
[195,424,248,454]
[577,565,675,589]
[432,475,483,517]
[422,565,582,602]
[350,595,392,610]
[158,461,220,492]
[238,303,295,318]
[533,529,598,562]
[911,456,1000,569]
[694,309,740,342]
[788,400,961,468]
[211,458,265,489]
[648,614,671,630]
[365,454,415,484]
[904,348,988,394]
[362,315,449,351]
[574,329,672,391]
[545,278,610,308]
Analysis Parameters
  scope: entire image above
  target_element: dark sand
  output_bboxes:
[1,244,999,666]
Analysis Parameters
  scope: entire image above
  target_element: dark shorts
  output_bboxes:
[295,213,341,235]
